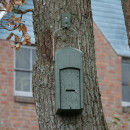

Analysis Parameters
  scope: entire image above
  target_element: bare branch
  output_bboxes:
[0,9,6,11]
[0,0,7,7]
[0,8,34,14]
[12,8,34,14]
[0,23,20,31]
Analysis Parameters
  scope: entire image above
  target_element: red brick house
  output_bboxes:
[0,0,129,129]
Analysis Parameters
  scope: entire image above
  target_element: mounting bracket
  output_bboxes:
[61,13,71,28]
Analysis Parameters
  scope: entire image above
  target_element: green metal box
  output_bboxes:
[55,48,83,114]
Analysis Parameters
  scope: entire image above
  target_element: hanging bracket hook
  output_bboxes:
[52,27,80,60]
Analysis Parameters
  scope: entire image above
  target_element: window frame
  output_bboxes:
[122,101,130,107]
[122,57,130,107]
[14,45,36,97]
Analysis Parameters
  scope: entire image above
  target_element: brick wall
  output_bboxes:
[0,39,38,130]
[94,23,130,127]
[0,22,129,129]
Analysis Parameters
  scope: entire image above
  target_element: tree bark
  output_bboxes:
[121,0,130,47]
[32,0,108,129]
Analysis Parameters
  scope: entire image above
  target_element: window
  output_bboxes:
[122,58,130,107]
[14,46,36,97]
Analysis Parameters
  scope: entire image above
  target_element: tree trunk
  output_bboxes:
[121,0,130,47]
[32,0,108,129]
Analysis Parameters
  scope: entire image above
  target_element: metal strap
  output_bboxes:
[52,27,80,60]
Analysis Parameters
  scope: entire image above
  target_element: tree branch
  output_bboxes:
[0,10,6,11]
[0,0,7,7]
[0,24,20,31]
[0,8,34,14]
[12,8,34,14]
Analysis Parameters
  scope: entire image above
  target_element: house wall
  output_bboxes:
[94,23,130,127]
[94,22,122,119]
[0,23,129,129]
[0,40,38,130]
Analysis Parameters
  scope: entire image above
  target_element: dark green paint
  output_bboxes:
[55,48,83,114]
[61,13,71,28]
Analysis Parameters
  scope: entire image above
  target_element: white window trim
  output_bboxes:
[122,101,130,107]
[14,45,36,97]
[14,91,33,97]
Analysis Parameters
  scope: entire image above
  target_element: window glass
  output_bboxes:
[16,48,30,69]
[122,85,130,102]
[15,46,36,97]
[122,62,130,86]
[32,49,36,66]
[15,71,30,92]
[122,58,130,106]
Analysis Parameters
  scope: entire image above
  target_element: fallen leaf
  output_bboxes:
[15,43,21,50]
[114,117,120,121]
[6,4,13,12]
[22,24,27,35]
[15,17,21,23]
[13,23,17,29]
[4,19,9,21]
[23,34,31,45]
[15,35,20,42]
[6,33,14,40]
[27,41,31,45]
[25,34,30,40]
[11,14,15,20]
[10,20,15,25]
[15,0,22,6]
[22,40,26,45]
[18,25,22,32]
[22,0,26,4]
